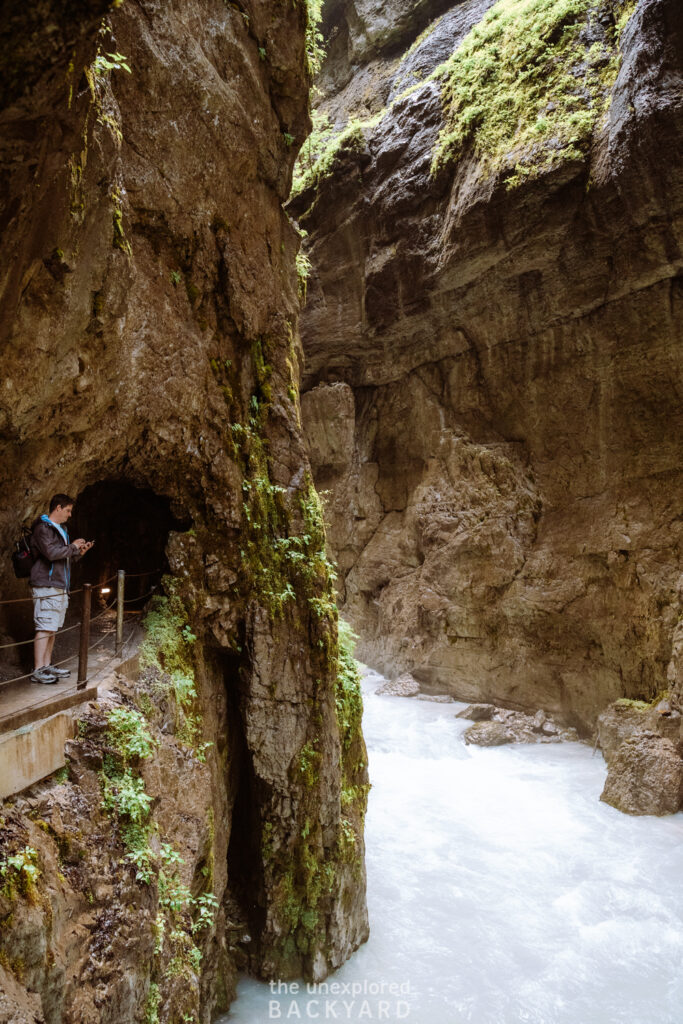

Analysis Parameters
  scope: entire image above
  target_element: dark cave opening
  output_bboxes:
[70,479,191,606]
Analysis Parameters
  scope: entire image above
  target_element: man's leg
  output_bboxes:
[34,631,54,669]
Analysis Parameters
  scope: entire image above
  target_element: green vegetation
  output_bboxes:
[270,817,337,958]
[304,0,325,77]
[111,188,132,255]
[431,0,637,183]
[335,620,370,818]
[102,769,152,825]
[66,21,129,225]
[291,112,368,198]
[335,620,364,751]
[139,590,205,751]
[139,590,198,679]
[295,246,312,303]
[92,51,131,76]
[145,982,161,1024]
[97,702,218,1001]
[100,707,157,846]
[106,707,158,761]
[298,741,322,787]
[337,818,357,860]
[213,339,337,623]
[615,690,670,711]
[0,846,40,900]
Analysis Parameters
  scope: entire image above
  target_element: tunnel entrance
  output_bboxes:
[70,480,190,606]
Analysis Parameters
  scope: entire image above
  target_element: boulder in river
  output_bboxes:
[463,722,513,747]
[376,673,420,697]
[456,703,495,721]
[416,694,455,703]
[600,734,683,816]
[597,699,681,765]
[458,703,578,745]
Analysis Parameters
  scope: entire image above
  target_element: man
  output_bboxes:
[29,494,93,684]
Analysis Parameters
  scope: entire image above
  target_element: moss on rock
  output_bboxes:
[431,0,637,184]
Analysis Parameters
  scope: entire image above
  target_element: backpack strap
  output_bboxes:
[39,515,71,589]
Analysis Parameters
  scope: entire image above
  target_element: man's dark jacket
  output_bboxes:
[29,519,81,590]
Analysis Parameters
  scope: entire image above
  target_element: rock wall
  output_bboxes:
[294,0,683,732]
[0,0,368,1019]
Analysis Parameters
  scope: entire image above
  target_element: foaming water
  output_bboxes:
[221,668,683,1024]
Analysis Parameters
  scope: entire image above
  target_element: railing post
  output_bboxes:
[116,570,125,657]
[77,583,92,690]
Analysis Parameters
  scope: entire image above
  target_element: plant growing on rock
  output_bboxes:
[139,591,207,755]
[0,846,40,900]
[291,113,367,198]
[102,770,152,825]
[97,703,218,1007]
[295,247,312,303]
[304,0,325,77]
[106,707,158,762]
[92,51,131,76]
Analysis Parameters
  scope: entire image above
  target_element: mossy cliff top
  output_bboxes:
[431,0,637,184]
[292,0,637,200]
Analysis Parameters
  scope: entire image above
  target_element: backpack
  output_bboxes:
[12,526,34,579]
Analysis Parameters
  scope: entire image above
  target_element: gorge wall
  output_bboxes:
[294,0,683,732]
[0,1,368,1020]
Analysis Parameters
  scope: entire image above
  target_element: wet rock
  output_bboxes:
[0,963,43,1023]
[463,721,512,746]
[458,702,578,745]
[559,728,580,742]
[598,700,681,765]
[456,703,495,721]
[376,672,420,696]
[298,0,683,734]
[600,734,683,816]
[415,693,454,702]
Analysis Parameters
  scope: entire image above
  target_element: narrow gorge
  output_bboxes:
[0,0,682,1021]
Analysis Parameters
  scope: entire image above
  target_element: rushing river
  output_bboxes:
[223,668,683,1024]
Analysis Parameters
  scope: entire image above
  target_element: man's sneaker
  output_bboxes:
[48,665,71,677]
[30,667,58,685]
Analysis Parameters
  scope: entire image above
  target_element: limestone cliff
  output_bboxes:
[293,0,683,733]
[0,1,368,1020]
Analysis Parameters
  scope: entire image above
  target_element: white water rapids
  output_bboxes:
[223,668,683,1024]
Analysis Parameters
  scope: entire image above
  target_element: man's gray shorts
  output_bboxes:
[32,588,69,632]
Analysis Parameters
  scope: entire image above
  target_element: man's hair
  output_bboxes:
[49,493,75,512]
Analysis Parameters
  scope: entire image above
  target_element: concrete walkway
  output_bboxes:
[0,612,141,799]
